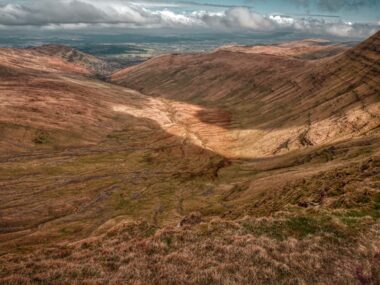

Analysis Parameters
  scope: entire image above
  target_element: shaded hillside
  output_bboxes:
[112,31,380,157]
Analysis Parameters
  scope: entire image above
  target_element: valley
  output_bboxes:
[0,32,379,284]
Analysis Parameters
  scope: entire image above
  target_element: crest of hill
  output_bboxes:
[30,45,115,77]
[216,38,348,59]
[0,47,91,76]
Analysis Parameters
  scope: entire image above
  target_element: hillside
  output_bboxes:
[0,32,379,284]
[217,39,348,59]
[30,45,118,77]
[0,46,228,252]
[112,32,380,158]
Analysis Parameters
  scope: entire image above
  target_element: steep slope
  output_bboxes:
[0,48,117,152]
[112,31,380,157]
[0,47,229,254]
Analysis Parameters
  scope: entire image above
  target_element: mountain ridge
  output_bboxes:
[111,31,380,157]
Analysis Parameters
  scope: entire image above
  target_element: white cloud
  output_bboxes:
[252,0,380,12]
[0,0,378,37]
[152,9,201,26]
[269,15,295,27]
[224,7,275,30]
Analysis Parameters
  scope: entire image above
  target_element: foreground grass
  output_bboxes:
[1,133,379,284]
[0,210,379,285]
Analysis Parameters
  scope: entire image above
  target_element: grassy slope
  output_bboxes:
[1,208,379,284]
[0,33,379,284]
[112,32,380,157]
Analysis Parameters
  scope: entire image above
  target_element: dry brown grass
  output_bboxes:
[0,213,379,285]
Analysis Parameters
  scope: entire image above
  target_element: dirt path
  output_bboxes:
[112,90,235,157]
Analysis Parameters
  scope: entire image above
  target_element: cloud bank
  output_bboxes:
[0,0,378,37]
[285,0,380,12]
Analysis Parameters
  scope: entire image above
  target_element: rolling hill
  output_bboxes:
[0,31,379,284]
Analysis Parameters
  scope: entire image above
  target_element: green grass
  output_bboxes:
[241,206,379,243]
[33,130,50,145]
[374,193,380,210]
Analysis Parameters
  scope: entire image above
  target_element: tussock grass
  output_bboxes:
[1,213,379,285]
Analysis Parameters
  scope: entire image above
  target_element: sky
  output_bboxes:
[0,0,379,39]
